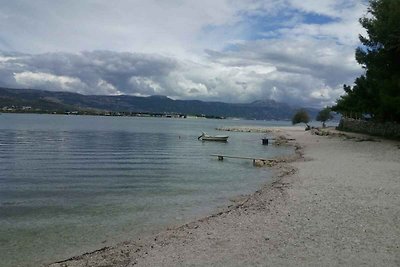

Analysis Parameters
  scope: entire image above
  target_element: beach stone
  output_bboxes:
[253,160,265,167]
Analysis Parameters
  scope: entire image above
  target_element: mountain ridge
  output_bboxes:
[0,87,318,120]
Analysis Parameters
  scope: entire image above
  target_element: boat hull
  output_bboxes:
[198,132,229,142]
[200,136,229,142]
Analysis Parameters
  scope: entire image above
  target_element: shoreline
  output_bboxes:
[49,126,400,266]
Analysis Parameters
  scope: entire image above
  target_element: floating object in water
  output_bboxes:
[198,132,229,142]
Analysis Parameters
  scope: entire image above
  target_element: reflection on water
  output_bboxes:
[0,114,293,267]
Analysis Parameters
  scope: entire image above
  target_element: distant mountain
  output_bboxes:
[0,87,318,120]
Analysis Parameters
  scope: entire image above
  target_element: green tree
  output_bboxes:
[292,109,310,129]
[333,0,400,122]
[316,107,333,128]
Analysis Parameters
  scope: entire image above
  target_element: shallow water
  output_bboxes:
[0,114,293,266]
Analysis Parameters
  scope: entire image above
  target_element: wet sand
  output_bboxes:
[50,126,400,266]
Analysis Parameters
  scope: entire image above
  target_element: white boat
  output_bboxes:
[198,132,229,142]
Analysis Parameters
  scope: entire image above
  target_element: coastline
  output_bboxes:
[49,126,400,266]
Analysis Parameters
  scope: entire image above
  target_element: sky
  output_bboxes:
[0,0,368,108]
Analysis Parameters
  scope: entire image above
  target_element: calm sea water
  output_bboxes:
[0,114,293,267]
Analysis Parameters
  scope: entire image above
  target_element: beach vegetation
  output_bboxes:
[316,107,333,128]
[332,0,400,122]
[292,109,310,129]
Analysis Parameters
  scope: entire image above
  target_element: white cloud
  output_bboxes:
[128,77,162,96]
[14,72,87,93]
[0,1,368,108]
[0,56,17,62]
[97,79,122,95]
[0,0,243,57]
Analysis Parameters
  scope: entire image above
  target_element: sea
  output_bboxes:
[0,113,293,267]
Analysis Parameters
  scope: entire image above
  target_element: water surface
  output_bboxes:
[0,114,292,266]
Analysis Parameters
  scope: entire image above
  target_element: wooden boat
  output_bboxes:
[198,132,229,142]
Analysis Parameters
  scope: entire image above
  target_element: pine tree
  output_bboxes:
[333,0,400,122]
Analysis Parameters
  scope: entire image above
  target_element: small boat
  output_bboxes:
[198,132,229,142]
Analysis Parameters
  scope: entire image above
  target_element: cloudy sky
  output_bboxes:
[0,0,368,107]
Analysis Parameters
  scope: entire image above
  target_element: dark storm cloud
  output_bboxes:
[0,51,179,95]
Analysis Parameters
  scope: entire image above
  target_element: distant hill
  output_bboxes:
[0,87,318,120]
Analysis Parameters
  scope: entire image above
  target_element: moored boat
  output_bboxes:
[198,132,229,142]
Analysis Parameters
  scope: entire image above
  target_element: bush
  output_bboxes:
[292,109,310,127]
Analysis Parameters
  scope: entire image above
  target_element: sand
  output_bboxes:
[50,127,400,267]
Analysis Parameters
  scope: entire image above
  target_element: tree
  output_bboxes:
[292,109,310,129]
[316,107,333,128]
[333,0,400,122]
